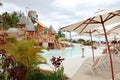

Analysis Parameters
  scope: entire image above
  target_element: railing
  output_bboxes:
[35,34,55,43]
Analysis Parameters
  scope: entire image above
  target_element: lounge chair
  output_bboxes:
[84,48,120,77]
[109,72,120,80]
[84,54,110,77]
[114,73,120,80]
[112,48,120,63]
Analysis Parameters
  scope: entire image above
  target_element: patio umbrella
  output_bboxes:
[107,24,120,36]
[95,32,119,54]
[105,24,120,49]
[76,29,100,63]
[61,9,120,80]
[83,30,100,63]
[95,31,119,41]
[96,26,120,43]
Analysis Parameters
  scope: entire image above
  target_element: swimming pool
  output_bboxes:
[39,44,92,70]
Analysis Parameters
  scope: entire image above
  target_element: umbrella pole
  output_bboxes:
[100,16,114,80]
[89,31,95,63]
[69,31,72,47]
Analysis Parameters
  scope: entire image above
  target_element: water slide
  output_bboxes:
[28,10,46,27]
[35,20,46,27]
[35,20,63,49]
[54,40,62,49]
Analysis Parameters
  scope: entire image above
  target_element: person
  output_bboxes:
[81,48,85,58]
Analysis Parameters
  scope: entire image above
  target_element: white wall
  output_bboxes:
[42,42,48,48]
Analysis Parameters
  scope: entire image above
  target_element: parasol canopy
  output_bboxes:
[61,9,120,80]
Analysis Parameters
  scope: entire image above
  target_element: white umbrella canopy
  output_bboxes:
[76,29,100,63]
[107,24,120,35]
[82,30,100,63]
[61,9,120,80]
[61,10,120,34]
[96,28,120,41]
[60,18,101,33]
[106,24,120,41]
[80,29,100,36]
[96,32,119,38]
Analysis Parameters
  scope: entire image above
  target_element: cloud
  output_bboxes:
[1,0,120,30]
[0,2,21,13]
[53,0,81,9]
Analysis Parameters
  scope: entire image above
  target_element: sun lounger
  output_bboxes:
[114,73,120,80]
[111,48,120,63]
[84,47,120,77]
[84,54,110,77]
[109,72,120,80]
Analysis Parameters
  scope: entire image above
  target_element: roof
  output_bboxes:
[18,15,27,24]
[7,28,19,32]
[25,17,35,31]
[35,20,46,27]
[49,25,56,33]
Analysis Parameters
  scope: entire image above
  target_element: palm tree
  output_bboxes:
[1,11,19,30]
[9,11,19,27]
[1,12,10,30]
[5,40,47,80]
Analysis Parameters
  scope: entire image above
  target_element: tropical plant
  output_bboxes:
[9,11,19,27]
[78,38,85,43]
[28,69,68,80]
[55,30,65,40]
[49,56,67,80]
[84,40,92,46]
[28,70,45,80]
[0,33,47,80]
[1,11,19,30]
[5,40,47,80]
[72,40,77,43]
[1,12,10,30]
[17,10,24,18]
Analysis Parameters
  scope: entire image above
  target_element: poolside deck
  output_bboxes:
[63,47,104,79]
[65,50,120,80]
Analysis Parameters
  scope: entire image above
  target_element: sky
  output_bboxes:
[0,0,120,41]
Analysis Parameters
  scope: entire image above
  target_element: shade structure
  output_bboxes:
[95,31,119,54]
[107,24,120,35]
[61,10,120,80]
[84,30,100,63]
[78,30,100,63]
[96,32,119,41]
[61,10,120,34]
[107,24,120,42]
[96,27,120,41]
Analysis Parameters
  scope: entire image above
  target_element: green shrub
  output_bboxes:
[6,37,17,43]
[45,69,68,80]
[27,68,68,80]
[28,71,45,80]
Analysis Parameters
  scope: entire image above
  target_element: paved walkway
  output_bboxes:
[63,47,104,78]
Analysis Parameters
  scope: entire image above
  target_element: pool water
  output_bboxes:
[39,44,92,70]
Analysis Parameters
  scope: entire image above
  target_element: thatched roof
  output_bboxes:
[25,17,35,31]
[49,25,56,33]
[18,15,27,25]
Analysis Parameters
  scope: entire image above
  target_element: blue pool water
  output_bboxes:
[39,44,92,69]
[41,45,81,61]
